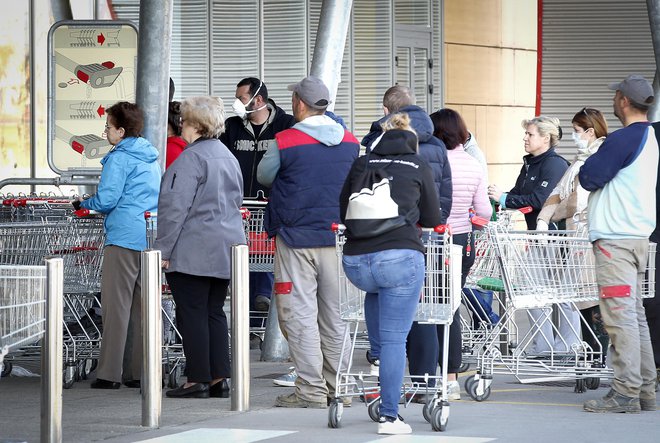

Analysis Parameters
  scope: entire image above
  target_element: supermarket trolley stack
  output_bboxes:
[464,223,657,402]
[0,203,105,386]
[144,211,186,388]
[329,224,462,432]
[0,265,47,378]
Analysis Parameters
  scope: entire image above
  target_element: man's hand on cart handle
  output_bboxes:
[72,196,82,211]
[161,260,170,270]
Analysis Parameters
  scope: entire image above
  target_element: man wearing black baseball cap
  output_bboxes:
[257,76,359,409]
[580,74,658,413]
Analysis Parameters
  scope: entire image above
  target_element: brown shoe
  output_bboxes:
[275,392,326,409]
[584,389,640,413]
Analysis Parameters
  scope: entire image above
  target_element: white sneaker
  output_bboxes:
[273,367,297,387]
[378,416,412,435]
[447,380,460,400]
[370,360,380,377]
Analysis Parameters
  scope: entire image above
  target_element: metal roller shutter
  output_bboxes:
[541,0,655,157]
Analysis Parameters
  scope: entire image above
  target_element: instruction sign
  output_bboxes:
[48,20,138,175]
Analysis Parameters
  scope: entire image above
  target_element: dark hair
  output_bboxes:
[168,101,182,136]
[236,77,268,103]
[169,77,175,102]
[572,107,608,139]
[106,101,144,138]
[429,108,469,150]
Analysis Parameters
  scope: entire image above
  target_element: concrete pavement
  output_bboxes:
[0,350,659,443]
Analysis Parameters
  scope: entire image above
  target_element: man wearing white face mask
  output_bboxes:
[221,78,295,317]
[221,77,295,200]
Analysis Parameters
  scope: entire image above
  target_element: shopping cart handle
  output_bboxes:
[144,211,157,219]
[240,207,251,219]
[471,216,490,227]
[331,223,345,232]
[74,208,100,217]
[434,224,450,234]
[519,206,533,214]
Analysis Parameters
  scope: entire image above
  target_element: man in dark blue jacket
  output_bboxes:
[362,85,452,224]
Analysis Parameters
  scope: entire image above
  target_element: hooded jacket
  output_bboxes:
[502,147,569,230]
[81,136,160,251]
[257,114,359,248]
[362,105,452,224]
[220,99,295,198]
[340,129,442,255]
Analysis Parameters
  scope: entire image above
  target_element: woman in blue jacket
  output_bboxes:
[80,102,161,389]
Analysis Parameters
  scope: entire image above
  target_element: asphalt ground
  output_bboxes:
[1,349,658,443]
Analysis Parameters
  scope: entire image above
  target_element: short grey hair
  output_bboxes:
[181,96,226,138]
[383,85,415,113]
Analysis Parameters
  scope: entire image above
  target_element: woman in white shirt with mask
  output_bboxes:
[536,107,608,357]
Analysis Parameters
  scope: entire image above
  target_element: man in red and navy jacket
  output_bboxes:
[257,76,359,409]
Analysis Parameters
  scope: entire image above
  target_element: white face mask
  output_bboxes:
[232,81,265,119]
[572,131,589,150]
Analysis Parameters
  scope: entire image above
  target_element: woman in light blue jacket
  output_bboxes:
[80,101,161,389]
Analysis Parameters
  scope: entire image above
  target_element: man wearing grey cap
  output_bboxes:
[580,74,659,413]
[257,75,359,408]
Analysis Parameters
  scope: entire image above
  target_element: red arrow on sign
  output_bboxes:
[97,105,105,117]
[97,33,105,45]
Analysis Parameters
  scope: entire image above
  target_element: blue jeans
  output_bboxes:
[342,248,425,419]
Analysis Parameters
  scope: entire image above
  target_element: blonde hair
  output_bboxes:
[521,115,562,147]
[181,96,226,138]
[381,112,416,134]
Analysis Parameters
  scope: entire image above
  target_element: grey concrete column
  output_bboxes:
[136,0,174,173]
[647,0,660,121]
[309,0,353,112]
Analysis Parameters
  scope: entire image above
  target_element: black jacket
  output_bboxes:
[505,147,569,229]
[362,105,453,224]
[340,129,442,255]
[220,100,295,198]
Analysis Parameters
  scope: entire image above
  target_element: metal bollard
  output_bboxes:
[260,295,290,362]
[141,249,162,428]
[231,244,250,411]
[41,257,63,443]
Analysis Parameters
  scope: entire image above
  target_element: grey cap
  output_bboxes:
[287,76,330,110]
[608,74,655,106]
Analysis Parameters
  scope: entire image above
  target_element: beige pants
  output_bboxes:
[274,236,350,402]
[593,239,656,400]
[96,245,142,383]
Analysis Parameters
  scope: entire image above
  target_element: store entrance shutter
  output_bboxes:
[541,0,655,157]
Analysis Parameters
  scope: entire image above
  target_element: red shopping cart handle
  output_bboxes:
[471,216,490,228]
[144,211,157,219]
[74,208,101,217]
[434,224,450,234]
[240,207,251,220]
[331,222,344,232]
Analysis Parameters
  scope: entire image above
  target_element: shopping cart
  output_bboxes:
[464,224,657,401]
[328,223,462,432]
[241,200,276,347]
[0,265,47,378]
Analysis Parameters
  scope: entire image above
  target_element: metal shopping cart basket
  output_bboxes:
[0,265,47,377]
[329,223,462,432]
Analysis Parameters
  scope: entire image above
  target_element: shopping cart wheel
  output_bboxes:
[458,362,470,373]
[574,378,587,393]
[466,375,491,401]
[430,401,449,431]
[422,398,436,423]
[367,398,381,422]
[586,377,600,390]
[1,362,12,377]
[464,375,477,395]
[327,399,343,428]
